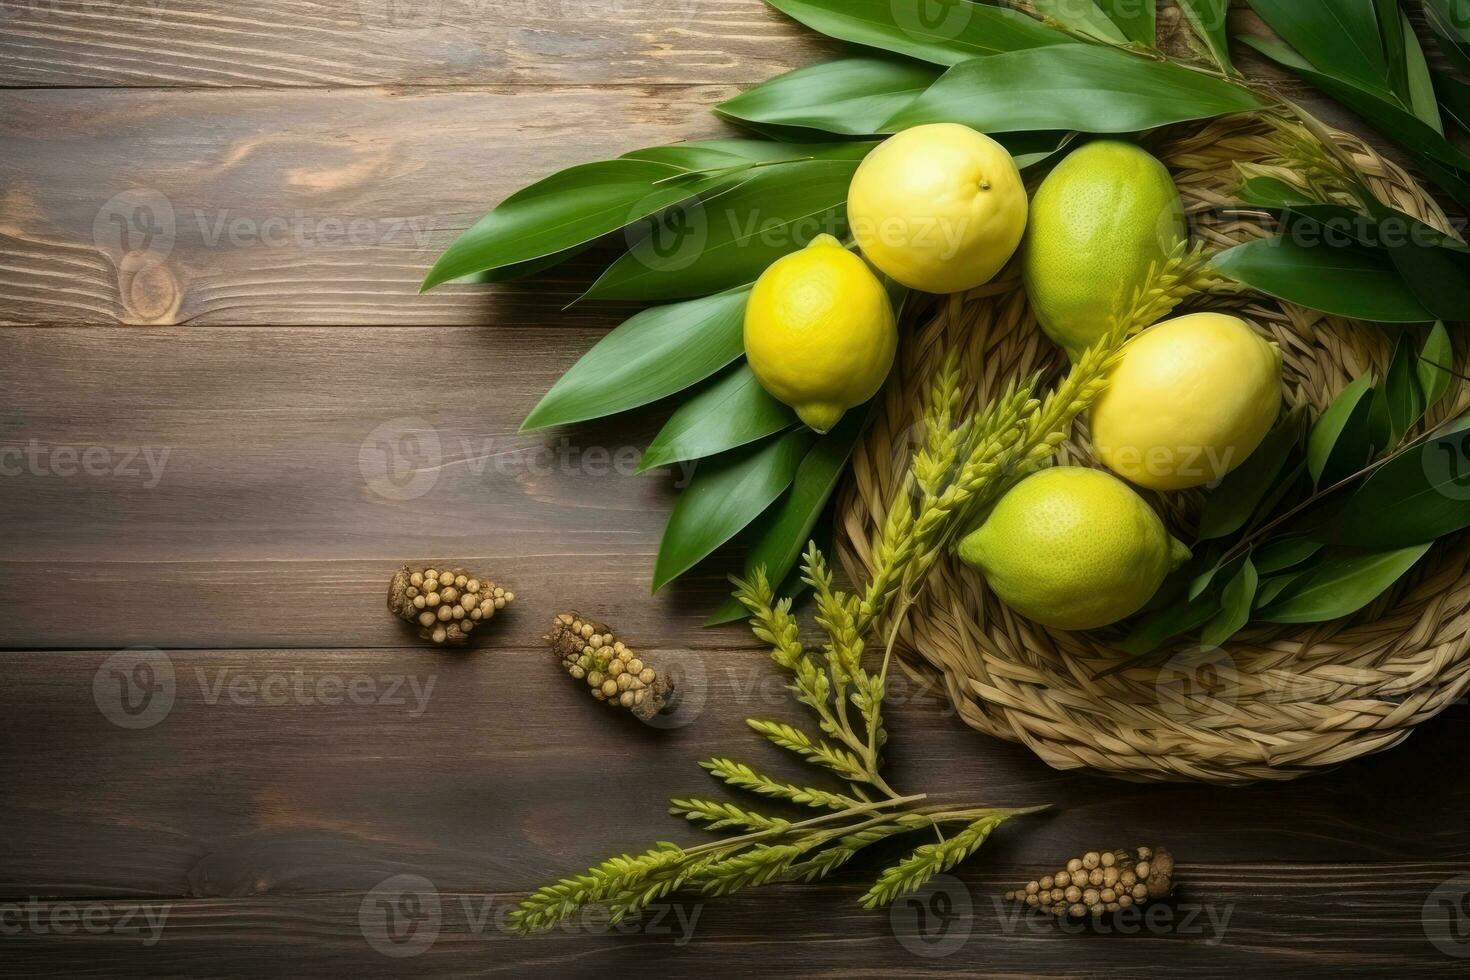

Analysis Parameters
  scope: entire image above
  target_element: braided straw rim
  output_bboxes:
[836,118,1470,784]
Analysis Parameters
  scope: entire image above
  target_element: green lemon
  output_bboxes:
[1021,141,1187,358]
[957,467,1190,631]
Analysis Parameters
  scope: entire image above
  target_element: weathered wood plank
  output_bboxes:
[0,85,734,326]
[0,57,1408,329]
[0,325,778,648]
[1,864,1465,977]
[0,0,834,88]
[1,648,1466,904]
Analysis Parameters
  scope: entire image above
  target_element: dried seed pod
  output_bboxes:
[388,563,513,645]
[544,612,674,722]
[1004,847,1175,921]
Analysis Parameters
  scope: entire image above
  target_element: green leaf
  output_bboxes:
[1115,591,1221,656]
[1436,72,1470,135]
[1418,321,1453,410]
[582,158,860,302]
[1211,235,1433,324]
[1253,566,1314,608]
[521,288,747,430]
[1201,557,1258,649]
[1257,544,1431,623]
[1244,0,1389,94]
[1094,0,1155,45]
[624,139,875,170]
[1241,35,1470,206]
[1030,0,1127,43]
[1374,0,1408,106]
[653,429,816,591]
[1319,416,1470,549]
[763,0,1071,67]
[1400,12,1443,133]
[1251,537,1323,574]
[1196,406,1305,540]
[423,159,714,291]
[1359,196,1470,322]
[1424,0,1470,77]
[1176,0,1233,70]
[716,54,942,137]
[640,364,796,472]
[1307,374,1374,484]
[886,43,1261,133]
[1376,333,1426,449]
[1237,175,1318,209]
[705,407,871,624]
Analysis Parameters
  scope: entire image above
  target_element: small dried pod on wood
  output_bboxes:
[388,564,513,645]
[545,612,675,722]
[1003,846,1175,920]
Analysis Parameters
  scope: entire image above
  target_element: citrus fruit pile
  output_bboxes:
[746,126,1284,631]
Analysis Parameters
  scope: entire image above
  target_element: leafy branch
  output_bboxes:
[507,552,1045,934]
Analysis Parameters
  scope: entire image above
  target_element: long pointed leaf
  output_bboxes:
[1211,235,1433,323]
[640,364,796,472]
[1307,374,1374,484]
[706,407,871,624]
[886,43,1261,133]
[1031,0,1127,43]
[423,159,710,290]
[1318,416,1470,550]
[763,0,1071,67]
[716,54,942,137]
[1093,0,1155,45]
[653,429,816,591]
[1245,0,1389,94]
[1176,0,1232,70]
[521,288,748,431]
[1258,544,1431,623]
[582,159,861,302]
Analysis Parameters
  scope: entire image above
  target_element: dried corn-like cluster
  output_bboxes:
[387,564,512,644]
[1004,846,1174,919]
[545,612,674,721]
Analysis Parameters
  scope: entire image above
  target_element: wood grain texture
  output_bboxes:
[0,646,1466,971]
[0,865,1464,978]
[0,325,774,648]
[5,2,1469,976]
[0,85,740,326]
[0,0,834,88]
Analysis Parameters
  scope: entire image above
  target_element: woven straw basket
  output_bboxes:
[836,116,1470,784]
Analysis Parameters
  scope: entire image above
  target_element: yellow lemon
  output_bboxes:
[1022,141,1187,358]
[847,123,1028,294]
[1090,313,1284,491]
[958,467,1190,631]
[744,234,897,433]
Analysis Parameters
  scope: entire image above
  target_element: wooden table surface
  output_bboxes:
[3,1,1468,976]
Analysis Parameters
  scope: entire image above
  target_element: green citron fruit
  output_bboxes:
[1022,141,1187,358]
[957,467,1190,631]
[744,234,897,433]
